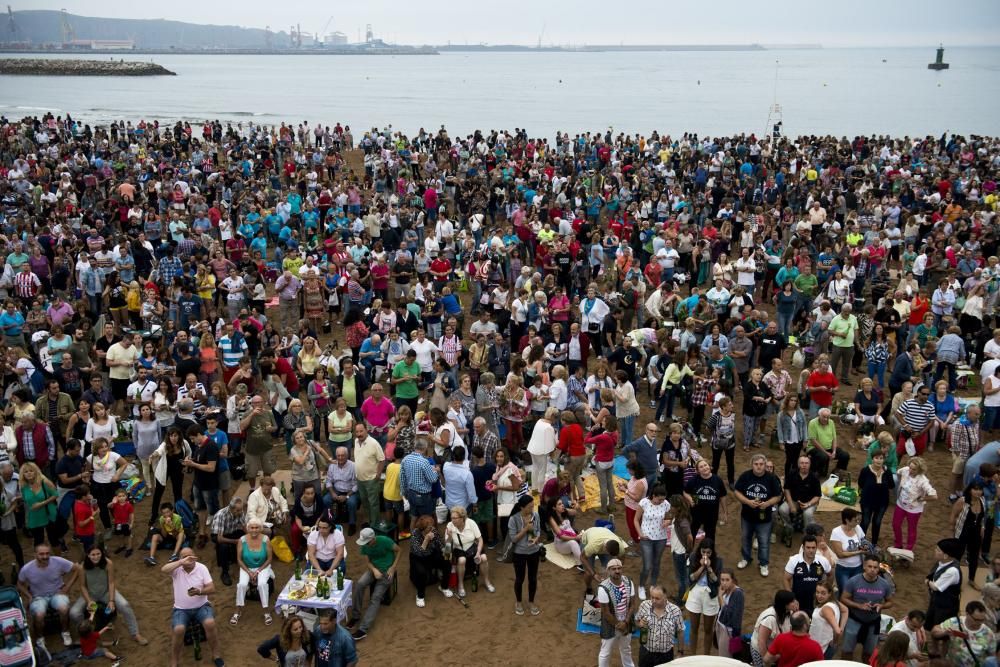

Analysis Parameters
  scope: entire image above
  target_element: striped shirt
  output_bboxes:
[176,382,207,412]
[13,271,41,299]
[218,335,247,368]
[897,398,936,431]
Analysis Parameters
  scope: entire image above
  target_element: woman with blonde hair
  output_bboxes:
[198,331,221,390]
[296,336,321,385]
[19,462,61,546]
[891,455,936,551]
[232,517,275,627]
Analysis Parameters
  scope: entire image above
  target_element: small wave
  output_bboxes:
[15,105,57,111]
[225,111,268,117]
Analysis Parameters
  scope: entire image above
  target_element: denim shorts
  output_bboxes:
[28,594,69,617]
[171,603,215,630]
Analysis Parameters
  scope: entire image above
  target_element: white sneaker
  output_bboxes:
[35,638,46,651]
[438,586,453,599]
[658,416,666,423]
[737,559,749,569]
[416,596,426,608]
[760,565,769,577]
[61,631,72,646]
[638,586,647,600]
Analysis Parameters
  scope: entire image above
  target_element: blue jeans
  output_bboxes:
[866,361,886,388]
[984,406,1000,431]
[740,518,773,566]
[777,311,794,338]
[639,538,667,588]
[672,551,689,601]
[835,563,862,599]
[323,491,360,526]
[619,415,635,450]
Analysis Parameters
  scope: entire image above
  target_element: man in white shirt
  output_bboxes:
[126,366,158,418]
[984,329,1000,360]
[888,610,929,667]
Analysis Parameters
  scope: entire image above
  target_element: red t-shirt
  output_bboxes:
[766,631,823,667]
[73,500,96,537]
[274,357,300,393]
[79,631,101,657]
[806,371,839,407]
[909,296,930,326]
[111,499,134,526]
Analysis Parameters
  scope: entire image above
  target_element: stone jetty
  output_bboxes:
[0,58,175,76]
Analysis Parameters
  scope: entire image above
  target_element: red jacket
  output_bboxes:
[15,422,52,469]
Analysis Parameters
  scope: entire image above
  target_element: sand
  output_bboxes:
[24,380,962,667]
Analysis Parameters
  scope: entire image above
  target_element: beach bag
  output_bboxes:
[271,536,294,563]
[581,592,602,626]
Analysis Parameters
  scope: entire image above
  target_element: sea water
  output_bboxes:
[1,47,998,138]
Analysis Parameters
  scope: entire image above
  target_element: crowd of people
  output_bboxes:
[0,112,998,667]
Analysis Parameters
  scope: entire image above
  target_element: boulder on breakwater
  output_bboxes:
[0,58,175,76]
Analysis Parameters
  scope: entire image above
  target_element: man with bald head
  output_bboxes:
[163,548,224,667]
[828,302,858,385]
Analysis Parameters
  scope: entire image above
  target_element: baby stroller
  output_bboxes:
[0,586,36,666]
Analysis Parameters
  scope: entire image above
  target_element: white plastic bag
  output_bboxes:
[904,438,916,457]
[821,474,840,498]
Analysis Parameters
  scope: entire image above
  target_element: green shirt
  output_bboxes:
[866,442,898,474]
[807,418,837,453]
[828,314,858,348]
[361,535,396,572]
[392,360,421,399]
[793,274,818,297]
[245,411,277,455]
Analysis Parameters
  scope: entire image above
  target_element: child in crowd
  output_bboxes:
[73,484,98,555]
[108,488,135,558]
[77,616,121,666]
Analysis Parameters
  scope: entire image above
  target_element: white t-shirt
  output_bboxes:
[888,619,923,667]
[408,339,438,373]
[307,527,345,561]
[637,497,671,541]
[810,601,841,652]
[829,525,866,569]
[88,450,122,484]
[986,375,1000,408]
[446,519,481,550]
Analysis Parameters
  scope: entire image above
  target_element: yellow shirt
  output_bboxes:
[383,462,402,501]
[196,273,215,301]
[353,436,385,482]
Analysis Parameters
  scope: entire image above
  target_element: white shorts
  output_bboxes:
[684,584,720,616]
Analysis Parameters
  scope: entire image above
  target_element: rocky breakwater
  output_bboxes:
[0,58,176,76]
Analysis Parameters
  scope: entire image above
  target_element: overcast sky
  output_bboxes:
[21,0,1000,47]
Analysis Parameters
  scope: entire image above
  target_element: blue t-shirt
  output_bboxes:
[312,625,357,667]
[0,311,25,336]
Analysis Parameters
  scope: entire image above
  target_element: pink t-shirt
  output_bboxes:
[361,397,395,430]
[171,562,212,610]
[625,477,648,511]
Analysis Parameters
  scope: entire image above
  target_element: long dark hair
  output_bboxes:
[772,590,798,626]
[82,545,108,571]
